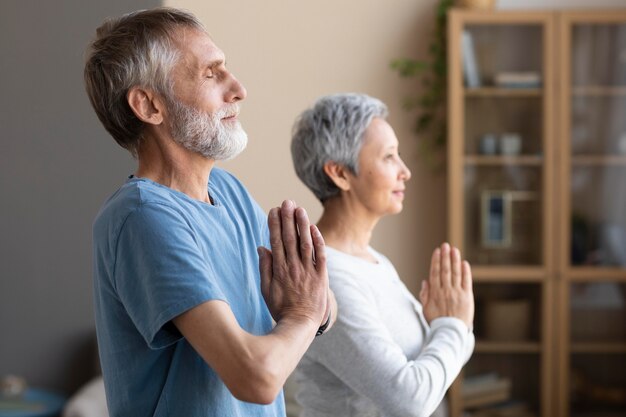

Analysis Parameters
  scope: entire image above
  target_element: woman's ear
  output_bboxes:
[323,161,352,191]
[127,87,165,126]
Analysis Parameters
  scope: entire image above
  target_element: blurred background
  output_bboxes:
[1,0,625,411]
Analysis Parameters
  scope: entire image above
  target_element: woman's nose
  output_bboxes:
[400,159,411,181]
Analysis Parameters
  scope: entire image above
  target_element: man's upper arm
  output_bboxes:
[114,203,226,348]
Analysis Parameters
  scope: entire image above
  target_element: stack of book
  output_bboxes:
[462,373,512,408]
[494,72,542,89]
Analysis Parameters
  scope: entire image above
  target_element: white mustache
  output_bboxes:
[216,104,240,119]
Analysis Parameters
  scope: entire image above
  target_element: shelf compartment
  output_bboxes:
[472,266,546,281]
[464,166,543,266]
[466,87,543,97]
[570,95,626,155]
[571,342,626,354]
[569,354,626,415]
[571,155,626,166]
[570,166,626,267]
[465,155,544,166]
[568,268,626,281]
[464,98,544,156]
[464,354,541,414]
[569,282,626,343]
[475,341,542,354]
[474,283,543,343]
[572,86,626,96]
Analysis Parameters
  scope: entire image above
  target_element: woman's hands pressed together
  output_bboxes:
[419,243,474,328]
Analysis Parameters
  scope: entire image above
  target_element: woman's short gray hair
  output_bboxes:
[84,7,205,157]
[291,93,388,202]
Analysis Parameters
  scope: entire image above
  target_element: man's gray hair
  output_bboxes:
[291,93,388,202]
[84,7,205,157]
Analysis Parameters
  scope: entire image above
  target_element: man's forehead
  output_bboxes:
[174,28,225,69]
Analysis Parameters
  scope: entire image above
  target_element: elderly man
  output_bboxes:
[84,7,334,417]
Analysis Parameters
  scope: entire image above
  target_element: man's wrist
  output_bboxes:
[316,310,331,337]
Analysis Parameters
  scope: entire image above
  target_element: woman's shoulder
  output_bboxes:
[324,247,383,297]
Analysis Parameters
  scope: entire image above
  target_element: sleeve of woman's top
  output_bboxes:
[306,268,474,417]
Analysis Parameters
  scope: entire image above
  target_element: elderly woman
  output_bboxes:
[290,93,475,417]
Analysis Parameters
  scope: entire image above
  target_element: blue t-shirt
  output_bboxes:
[92,168,285,417]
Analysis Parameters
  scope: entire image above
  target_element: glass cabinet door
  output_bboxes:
[561,12,626,417]
[459,22,550,267]
[568,22,626,269]
[448,12,555,417]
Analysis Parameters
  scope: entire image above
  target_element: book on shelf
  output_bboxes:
[493,72,541,89]
[462,30,481,88]
[462,373,512,408]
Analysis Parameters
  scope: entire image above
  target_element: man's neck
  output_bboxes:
[135,133,215,204]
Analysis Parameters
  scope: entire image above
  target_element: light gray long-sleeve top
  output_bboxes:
[294,246,475,417]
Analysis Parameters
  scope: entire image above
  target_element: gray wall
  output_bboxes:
[0,0,159,395]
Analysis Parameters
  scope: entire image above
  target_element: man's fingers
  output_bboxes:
[258,247,273,303]
[268,207,286,266]
[440,242,452,287]
[280,200,300,262]
[296,207,313,264]
[310,224,327,274]
[451,247,462,287]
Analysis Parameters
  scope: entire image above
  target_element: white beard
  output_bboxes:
[167,99,248,161]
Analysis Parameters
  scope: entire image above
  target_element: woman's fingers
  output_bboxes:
[451,246,462,287]
[429,247,441,288]
[440,242,452,287]
[462,260,473,292]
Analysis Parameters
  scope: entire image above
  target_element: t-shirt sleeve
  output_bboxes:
[113,203,226,349]
[306,267,473,417]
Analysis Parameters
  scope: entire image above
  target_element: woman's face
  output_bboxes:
[346,117,411,218]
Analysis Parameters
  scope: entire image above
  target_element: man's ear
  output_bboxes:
[127,87,165,125]
[323,161,351,191]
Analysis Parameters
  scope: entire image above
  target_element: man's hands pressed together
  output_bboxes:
[259,200,335,333]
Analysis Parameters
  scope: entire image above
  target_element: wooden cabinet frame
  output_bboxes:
[447,8,626,417]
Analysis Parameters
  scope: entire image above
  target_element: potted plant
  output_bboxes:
[391,0,454,169]
[391,0,495,168]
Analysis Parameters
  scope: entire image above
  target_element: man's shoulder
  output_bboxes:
[93,178,181,235]
[210,167,261,210]
[210,167,247,194]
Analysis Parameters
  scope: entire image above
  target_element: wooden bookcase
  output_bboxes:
[447,9,626,417]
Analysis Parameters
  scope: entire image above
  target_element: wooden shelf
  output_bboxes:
[572,86,626,96]
[472,266,547,282]
[465,87,542,97]
[465,155,544,166]
[571,155,626,166]
[448,9,626,417]
[567,267,626,281]
[570,342,626,354]
[475,340,542,353]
